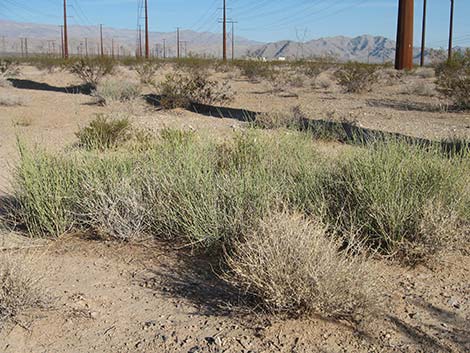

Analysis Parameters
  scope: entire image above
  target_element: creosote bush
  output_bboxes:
[436,50,470,109]
[335,62,378,93]
[157,71,233,109]
[135,61,161,85]
[253,105,305,130]
[0,59,19,78]
[225,212,383,321]
[76,114,132,150]
[67,57,115,88]
[92,79,141,105]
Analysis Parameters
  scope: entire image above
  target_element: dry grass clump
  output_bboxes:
[225,212,383,321]
[0,253,47,326]
[92,79,141,105]
[157,71,233,109]
[76,114,132,150]
[335,62,378,93]
[0,93,26,107]
[436,50,470,109]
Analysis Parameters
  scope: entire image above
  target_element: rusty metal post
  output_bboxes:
[395,0,414,70]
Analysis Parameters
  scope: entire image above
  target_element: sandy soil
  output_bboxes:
[0,65,469,352]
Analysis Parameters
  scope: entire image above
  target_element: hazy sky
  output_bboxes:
[0,0,468,47]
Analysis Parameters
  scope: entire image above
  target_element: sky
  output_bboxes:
[0,0,468,48]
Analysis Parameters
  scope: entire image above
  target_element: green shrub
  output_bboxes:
[315,140,470,261]
[436,50,470,109]
[335,62,378,93]
[234,60,273,82]
[76,115,132,150]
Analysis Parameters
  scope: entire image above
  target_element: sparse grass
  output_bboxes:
[225,211,384,321]
[335,62,379,93]
[0,93,26,107]
[92,79,141,105]
[156,71,233,109]
[76,114,132,150]
[0,253,47,326]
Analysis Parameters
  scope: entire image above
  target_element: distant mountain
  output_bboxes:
[0,19,465,63]
[0,19,261,58]
[248,35,396,63]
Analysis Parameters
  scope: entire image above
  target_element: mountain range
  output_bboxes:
[0,19,462,63]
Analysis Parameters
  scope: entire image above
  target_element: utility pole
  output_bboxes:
[144,0,150,58]
[100,24,104,57]
[229,20,237,60]
[85,37,88,57]
[163,39,166,59]
[60,25,64,58]
[63,0,69,58]
[24,37,28,57]
[112,38,115,58]
[1,36,5,53]
[139,25,143,57]
[420,0,427,67]
[448,0,455,61]
[176,27,180,59]
[395,0,414,70]
[20,38,24,57]
[222,0,227,61]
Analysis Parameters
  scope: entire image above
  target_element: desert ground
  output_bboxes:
[0,61,469,352]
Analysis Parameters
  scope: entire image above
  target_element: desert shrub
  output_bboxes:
[314,75,334,90]
[435,50,470,109]
[0,253,46,326]
[414,67,435,79]
[135,61,161,85]
[157,71,233,109]
[403,82,435,97]
[66,57,115,88]
[0,94,26,106]
[335,62,378,93]
[253,105,305,130]
[315,140,470,262]
[225,212,383,321]
[0,59,19,78]
[234,60,273,82]
[0,78,12,88]
[92,79,141,105]
[76,114,132,150]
